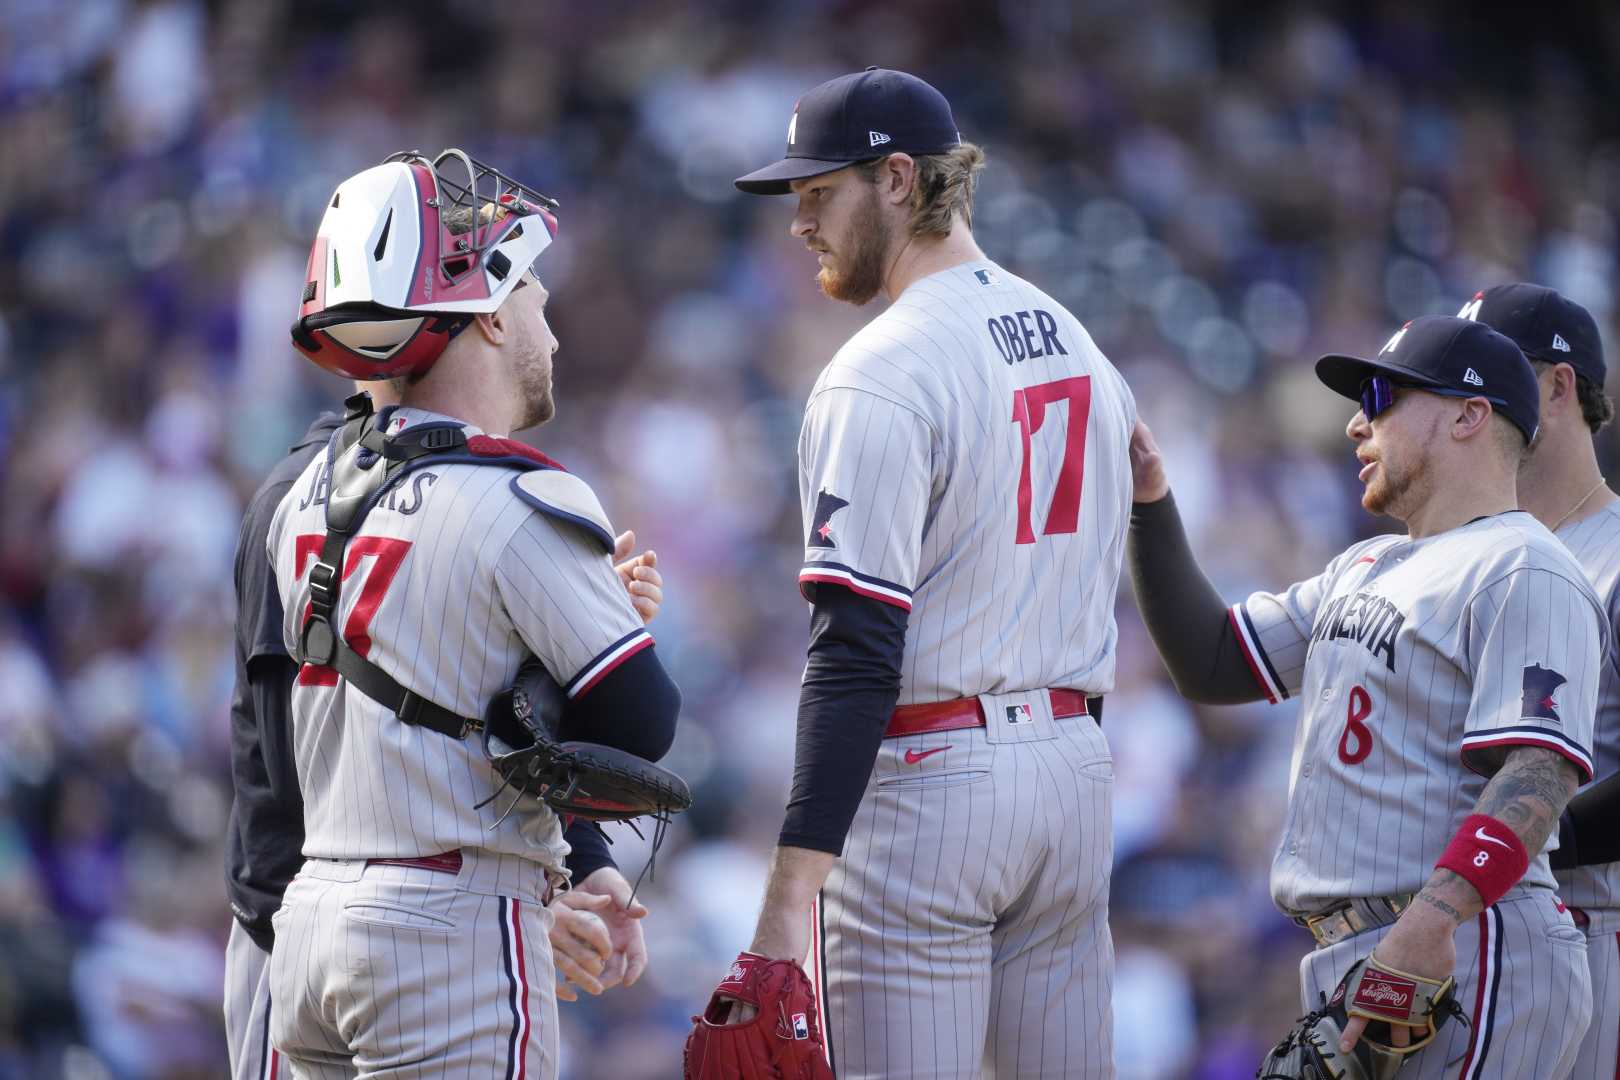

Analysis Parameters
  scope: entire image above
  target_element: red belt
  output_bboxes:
[365,850,464,874]
[885,689,1101,738]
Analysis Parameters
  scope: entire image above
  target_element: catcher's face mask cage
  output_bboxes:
[291,149,561,380]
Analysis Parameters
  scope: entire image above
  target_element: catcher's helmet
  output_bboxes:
[291,149,559,380]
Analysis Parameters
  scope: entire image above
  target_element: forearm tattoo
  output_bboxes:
[1475,747,1580,853]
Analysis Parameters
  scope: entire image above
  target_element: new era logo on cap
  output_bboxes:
[1463,368,1484,386]
[1464,283,1605,386]
[869,130,891,147]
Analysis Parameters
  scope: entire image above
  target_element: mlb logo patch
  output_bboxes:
[975,268,998,286]
[1005,703,1033,725]
[792,1013,810,1040]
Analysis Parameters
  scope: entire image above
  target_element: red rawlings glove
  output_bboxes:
[684,952,834,1080]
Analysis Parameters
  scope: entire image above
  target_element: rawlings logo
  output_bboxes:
[1352,969,1416,1018]
[725,961,750,984]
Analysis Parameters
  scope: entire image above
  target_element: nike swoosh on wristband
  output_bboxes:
[1475,827,1512,849]
[903,746,951,764]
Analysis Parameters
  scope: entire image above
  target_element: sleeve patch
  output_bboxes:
[808,489,850,549]
[510,472,614,553]
[1520,664,1566,724]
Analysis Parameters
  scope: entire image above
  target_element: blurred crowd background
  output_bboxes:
[1,1,1617,1077]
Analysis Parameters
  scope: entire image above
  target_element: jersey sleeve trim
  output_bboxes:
[1229,603,1286,703]
[799,560,913,612]
[1460,726,1594,784]
[564,628,655,699]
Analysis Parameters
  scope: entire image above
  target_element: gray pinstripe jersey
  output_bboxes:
[796,260,1136,701]
[1554,498,1620,911]
[1230,512,1605,915]
[267,407,649,871]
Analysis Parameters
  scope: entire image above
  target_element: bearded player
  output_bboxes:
[265,150,681,1079]
[222,369,663,1079]
[688,69,1137,1079]
[1130,315,1602,1078]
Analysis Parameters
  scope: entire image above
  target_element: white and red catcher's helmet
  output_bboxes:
[291,149,559,380]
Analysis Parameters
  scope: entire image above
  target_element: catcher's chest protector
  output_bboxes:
[297,390,601,741]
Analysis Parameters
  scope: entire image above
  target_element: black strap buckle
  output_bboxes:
[307,561,338,609]
[301,617,336,666]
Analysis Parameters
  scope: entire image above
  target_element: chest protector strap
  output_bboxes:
[297,391,556,740]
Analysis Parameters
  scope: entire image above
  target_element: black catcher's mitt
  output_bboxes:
[1256,957,1466,1080]
[481,658,692,823]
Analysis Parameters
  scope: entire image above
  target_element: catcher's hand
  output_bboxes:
[481,658,692,823]
[684,952,834,1080]
[1256,957,1465,1080]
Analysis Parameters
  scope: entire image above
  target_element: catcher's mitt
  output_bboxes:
[685,952,834,1080]
[481,658,692,823]
[1257,957,1466,1080]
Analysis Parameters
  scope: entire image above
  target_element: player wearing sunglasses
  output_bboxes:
[1126,315,1605,1078]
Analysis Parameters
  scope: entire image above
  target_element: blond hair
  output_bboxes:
[857,142,987,239]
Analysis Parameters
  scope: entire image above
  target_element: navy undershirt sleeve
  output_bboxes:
[1128,493,1266,704]
[560,645,680,762]
[778,584,909,855]
[563,818,616,881]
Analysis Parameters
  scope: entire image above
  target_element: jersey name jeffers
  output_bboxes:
[986,308,1068,366]
[1309,589,1405,671]
[295,459,439,516]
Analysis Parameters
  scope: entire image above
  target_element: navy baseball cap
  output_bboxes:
[734,67,961,195]
[1459,283,1605,387]
[1316,315,1540,443]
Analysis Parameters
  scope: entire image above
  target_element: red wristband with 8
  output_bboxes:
[1435,813,1529,908]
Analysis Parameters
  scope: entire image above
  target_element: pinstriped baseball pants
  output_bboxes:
[814,713,1116,1079]
[268,853,558,1079]
[1299,888,1591,1079]
[225,919,281,1080]
[1568,908,1620,1080]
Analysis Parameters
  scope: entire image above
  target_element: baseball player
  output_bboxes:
[261,150,681,1079]
[696,69,1137,1079]
[1129,314,1604,1077]
[1461,283,1620,1078]
[222,383,664,1080]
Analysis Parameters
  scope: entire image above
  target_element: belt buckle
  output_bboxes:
[1303,903,1357,945]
